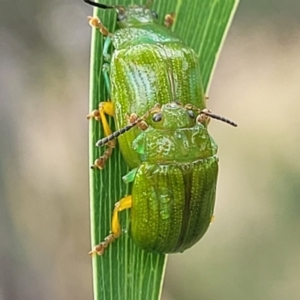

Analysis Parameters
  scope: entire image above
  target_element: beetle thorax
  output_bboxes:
[132,103,218,163]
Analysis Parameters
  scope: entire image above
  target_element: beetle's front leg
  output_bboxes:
[87,101,115,169]
[88,16,112,37]
[89,195,132,256]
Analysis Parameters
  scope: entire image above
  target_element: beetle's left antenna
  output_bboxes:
[96,105,160,147]
[83,0,114,9]
[96,121,138,147]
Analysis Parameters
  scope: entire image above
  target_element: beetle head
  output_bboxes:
[94,101,236,149]
[116,6,159,27]
[151,102,198,130]
[83,1,158,28]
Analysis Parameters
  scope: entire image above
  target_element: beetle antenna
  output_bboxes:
[200,110,237,127]
[96,104,161,147]
[185,104,237,127]
[96,120,141,147]
[83,0,114,9]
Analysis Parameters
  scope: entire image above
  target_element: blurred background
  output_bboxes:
[1,0,299,299]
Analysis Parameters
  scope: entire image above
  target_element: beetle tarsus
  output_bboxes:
[87,109,100,120]
[88,16,111,36]
[89,234,116,256]
[91,146,114,169]
[164,13,176,28]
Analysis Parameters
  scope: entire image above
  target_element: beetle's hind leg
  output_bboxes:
[89,196,132,256]
[87,101,115,169]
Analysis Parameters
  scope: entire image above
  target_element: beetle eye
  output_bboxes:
[116,7,126,22]
[151,11,158,19]
[117,13,126,21]
[187,110,195,118]
[152,113,162,122]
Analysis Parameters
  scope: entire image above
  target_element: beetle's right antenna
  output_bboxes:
[96,105,160,147]
[200,110,238,127]
[83,0,114,9]
[185,104,237,127]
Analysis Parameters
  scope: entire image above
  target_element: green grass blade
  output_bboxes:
[87,1,239,300]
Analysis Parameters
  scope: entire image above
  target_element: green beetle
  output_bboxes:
[84,0,207,169]
[89,102,226,255]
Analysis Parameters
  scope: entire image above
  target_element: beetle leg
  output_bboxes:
[102,63,111,96]
[88,16,112,37]
[87,102,116,169]
[164,13,176,28]
[126,113,149,131]
[89,196,132,256]
[122,168,138,184]
[103,37,112,62]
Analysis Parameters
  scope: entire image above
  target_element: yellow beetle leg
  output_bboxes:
[89,196,132,256]
[87,101,116,169]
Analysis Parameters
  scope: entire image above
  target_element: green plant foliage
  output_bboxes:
[87,0,239,299]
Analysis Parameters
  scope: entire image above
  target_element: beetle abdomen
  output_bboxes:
[130,156,218,253]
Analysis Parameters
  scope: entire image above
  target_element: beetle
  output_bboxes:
[84,0,209,169]
[88,102,237,255]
